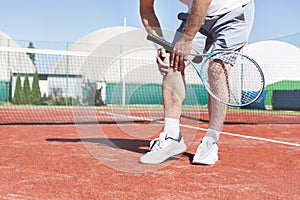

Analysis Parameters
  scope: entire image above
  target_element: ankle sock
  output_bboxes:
[164,118,180,139]
[205,128,220,142]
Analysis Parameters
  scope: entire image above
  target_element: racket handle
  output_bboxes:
[147,33,174,52]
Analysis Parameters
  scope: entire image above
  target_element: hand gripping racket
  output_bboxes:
[147,33,265,107]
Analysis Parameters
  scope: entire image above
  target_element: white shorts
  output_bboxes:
[174,1,254,52]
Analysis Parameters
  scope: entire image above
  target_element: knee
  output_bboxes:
[163,72,186,103]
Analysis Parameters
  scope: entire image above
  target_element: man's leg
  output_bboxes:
[193,1,254,165]
[162,68,186,138]
[208,61,231,132]
[139,69,187,164]
[139,30,187,164]
[192,60,230,165]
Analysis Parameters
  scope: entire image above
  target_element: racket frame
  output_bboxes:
[147,33,265,107]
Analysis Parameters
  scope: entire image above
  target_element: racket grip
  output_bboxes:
[147,33,174,52]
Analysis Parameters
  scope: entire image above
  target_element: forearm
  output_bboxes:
[140,3,163,37]
[182,0,211,40]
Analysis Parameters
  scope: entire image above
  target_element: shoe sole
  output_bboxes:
[192,144,218,165]
[140,143,187,164]
[192,156,218,165]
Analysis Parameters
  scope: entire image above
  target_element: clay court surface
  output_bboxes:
[0,122,299,199]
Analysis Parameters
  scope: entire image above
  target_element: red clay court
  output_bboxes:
[1,115,299,199]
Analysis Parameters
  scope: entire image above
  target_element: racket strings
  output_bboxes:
[207,59,231,103]
[201,52,264,106]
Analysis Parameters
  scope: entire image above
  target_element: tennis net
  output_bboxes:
[0,46,299,125]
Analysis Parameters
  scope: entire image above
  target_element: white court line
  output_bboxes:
[180,124,300,147]
[99,111,300,148]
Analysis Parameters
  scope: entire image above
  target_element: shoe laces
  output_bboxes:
[149,132,168,151]
[198,136,218,151]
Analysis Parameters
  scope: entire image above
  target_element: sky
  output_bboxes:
[0,0,300,49]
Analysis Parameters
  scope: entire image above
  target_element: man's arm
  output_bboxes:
[171,0,212,71]
[140,0,170,75]
[182,0,211,40]
[139,0,163,37]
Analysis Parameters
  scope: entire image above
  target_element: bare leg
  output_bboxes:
[207,60,231,131]
[162,69,186,119]
[192,60,230,165]
[208,94,227,131]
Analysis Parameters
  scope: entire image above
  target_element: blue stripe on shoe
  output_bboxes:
[166,133,182,142]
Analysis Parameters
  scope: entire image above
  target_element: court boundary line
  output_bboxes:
[180,124,300,147]
[102,111,300,148]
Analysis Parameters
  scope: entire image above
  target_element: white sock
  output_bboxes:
[205,128,220,142]
[164,118,180,139]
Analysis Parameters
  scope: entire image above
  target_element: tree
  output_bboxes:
[13,74,23,105]
[27,41,36,65]
[31,71,41,105]
[23,74,31,104]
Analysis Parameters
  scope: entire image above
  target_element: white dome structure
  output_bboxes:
[49,27,162,102]
[0,32,37,101]
[51,26,159,82]
[244,40,300,86]
[0,32,20,47]
[0,32,36,81]
[52,26,201,85]
[69,26,141,52]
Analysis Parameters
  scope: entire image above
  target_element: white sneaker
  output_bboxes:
[192,136,218,165]
[140,132,187,164]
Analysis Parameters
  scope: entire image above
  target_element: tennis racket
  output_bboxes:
[147,33,265,107]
